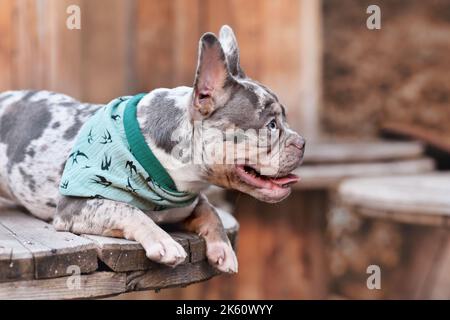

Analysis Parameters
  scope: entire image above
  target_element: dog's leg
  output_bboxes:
[53,196,187,267]
[183,194,238,273]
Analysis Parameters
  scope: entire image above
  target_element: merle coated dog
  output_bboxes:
[0,26,305,273]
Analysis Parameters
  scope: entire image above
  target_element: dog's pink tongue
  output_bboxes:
[269,174,300,186]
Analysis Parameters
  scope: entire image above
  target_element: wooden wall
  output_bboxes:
[0,0,321,137]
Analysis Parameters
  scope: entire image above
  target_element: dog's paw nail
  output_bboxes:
[144,237,187,267]
[206,241,238,273]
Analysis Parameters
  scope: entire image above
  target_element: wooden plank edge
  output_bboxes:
[0,257,34,282]
[33,247,99,280]
[0,260,223,299]
[0,271,126,300]
[125,260,219,293]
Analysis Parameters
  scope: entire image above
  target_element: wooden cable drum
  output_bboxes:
[339,173,450,227]
[293,141,435,190]
[337,173,450,299]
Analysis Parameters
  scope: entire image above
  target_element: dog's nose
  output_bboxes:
[290,136,306,152]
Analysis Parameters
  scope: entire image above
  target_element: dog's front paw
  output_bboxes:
[143,236,187,267]
[206,240,238,274]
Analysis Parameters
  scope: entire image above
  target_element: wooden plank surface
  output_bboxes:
[294,158,434,190]
[339,173,450,226]
[0,222,34,281]
[303,141,425,164]
[0,210,98,280]
[0,209,239,299]
[0,271,126,300]
[82,209,239,272]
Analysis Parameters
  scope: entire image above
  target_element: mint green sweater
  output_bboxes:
[59,94,197,211]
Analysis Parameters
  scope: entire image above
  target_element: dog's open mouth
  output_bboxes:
[236,165,300,190]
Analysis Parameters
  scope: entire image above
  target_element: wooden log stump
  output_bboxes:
[338,173,450,299]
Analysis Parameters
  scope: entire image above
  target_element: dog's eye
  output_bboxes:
[267,119,277,131]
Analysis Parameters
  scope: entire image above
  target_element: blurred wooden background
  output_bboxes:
[322,0,450,142]
[0,0,322,140]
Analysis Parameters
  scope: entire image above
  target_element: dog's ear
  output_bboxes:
[193,32,231,117]
[219,25,245,78]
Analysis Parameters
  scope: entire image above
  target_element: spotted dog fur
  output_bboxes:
[0,26,305,273]
[0,91,102,219]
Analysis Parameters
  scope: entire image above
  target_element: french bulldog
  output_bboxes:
[0,25,305,273]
